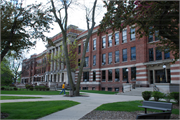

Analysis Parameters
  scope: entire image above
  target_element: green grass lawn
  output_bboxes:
[95,100,179,115]
[1,100,79,119]
[1,96,42,100]
[1,90,69,95]
[80,90,118,94]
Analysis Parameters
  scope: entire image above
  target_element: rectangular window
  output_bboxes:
[155,30,159,41]
[123,68,128,81]
[115,32,119,45]
[93,71,96,81]
[83,87,88,90]
[115,88,119,92]
[84,57,89,67]
[108,52,112,64]
[122,29,127,43]
[78,45,81,54]
[102,87,105,91]
[93,39,96,50]
[108,69,112,81]
[115,51,119,63]
[115,69,119,81]
[149,48,154,61]
[108,35,112,47]
[102,70,106,81]
[83,72,89,82]
[93,55,96,66]
[164,49,170,59]
[130,28,135,40]
[84,42,89,52]
[131,47,136,60]
[102,37,106,48]
[102,54,106,65]
[108,87,112,91]
[131,67,136,80]
[148,26,153,42]
[122,49,127,62]
[156,48,162,60]
[78,59,80,66]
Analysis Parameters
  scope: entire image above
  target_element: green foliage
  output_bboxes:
[142,91,152,101]
[14,87,18,91]
[1,0,53,60]
[164,93,172,103]
[170,92,179,104]
[98,1,179,61]
[152,91,165,101]
[1,100,79,119]
[1,87,5,90]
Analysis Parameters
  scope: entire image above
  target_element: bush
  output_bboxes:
[46,88,50,91]
[9,84,15,87]
[1,87,5,90]
[170,92,179,104]
[152,91,165,101]
[14,87,18,91]
[164,93,172,103]
[29,87,34,91]
[142,91,152,101]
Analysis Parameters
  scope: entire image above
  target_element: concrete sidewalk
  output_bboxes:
[1,93,143,120]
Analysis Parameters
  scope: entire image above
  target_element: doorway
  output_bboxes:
[155,70,165,83]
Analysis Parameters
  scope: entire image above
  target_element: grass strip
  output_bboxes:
[1,100,79,119]
[1,90,69,95]
[80,90,118,94]
[1,96,42,100]
[95,100,179,115]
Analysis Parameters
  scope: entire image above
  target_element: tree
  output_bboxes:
[1,58,14,85]
[50,0,97,96]
[98,1,179,61]
[1,0,53,61]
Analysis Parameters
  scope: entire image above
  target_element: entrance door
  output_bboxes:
[155,70,165,83]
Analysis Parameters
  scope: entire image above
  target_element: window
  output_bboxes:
[102,54,106,65]
[78,59,80,66]
[83,87,88,90]
[84,57,89,67]
[78,45,81,54]
[93,39,96,50]
[131,67,136,80]
[155,30,159,41]
[108,69,112,81]
[84,42,89,52]
[115,88,119,92]
[130,28,135,40]
[108,52,112,64]
[122,49,127,61]
[123,68,128,81]
[102,37,106,48]
[115,32,119,45]
[83,72,89,82]
[93,55,96,66]
[156,48,162,60]
[93,71,96,81]
[108,87,112,91]
[115,69,119,81]
[102,70,106,81]
[115,51,119,63]
[102,87,105,91]
[164,49,170,59]
[122,29,127,43]
[92,87,95,90]
[149,48,154,61]
[108,35,112,47]
[131,47,136,60]
[148,26,153,42]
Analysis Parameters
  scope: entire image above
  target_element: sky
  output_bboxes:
[22,0,107,59]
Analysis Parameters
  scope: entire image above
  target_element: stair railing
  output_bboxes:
[153,85,159,92]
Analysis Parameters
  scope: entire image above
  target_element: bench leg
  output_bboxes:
[145,108,147,114]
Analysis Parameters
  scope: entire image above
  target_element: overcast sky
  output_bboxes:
[22,0,106,58]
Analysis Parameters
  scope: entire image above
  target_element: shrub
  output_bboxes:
[142,91,152,101]
[152,91,165,101]
[170,92,179,104]
[1,87,5,90]
[164,93,172,103]
[14,87,18,91]
[46,88,50,91]
[9,84,15,87]
[29,87,34,91]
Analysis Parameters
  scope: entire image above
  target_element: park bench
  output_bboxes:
[138,101,172,114]
[136,111,171,119]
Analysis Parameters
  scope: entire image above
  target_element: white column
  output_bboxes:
[58,46,60,70]
[54,48,56,71]
[52,73,54,82]
[60,73,62,82]
[49,74,51,82]
[56,73,58,82]
[50,49,53,71]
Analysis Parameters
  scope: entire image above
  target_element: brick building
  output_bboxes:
[21,24,180,93]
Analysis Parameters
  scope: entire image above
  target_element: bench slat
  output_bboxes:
[138,106,171,111]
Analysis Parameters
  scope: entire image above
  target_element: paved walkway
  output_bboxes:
[1,93,144,120]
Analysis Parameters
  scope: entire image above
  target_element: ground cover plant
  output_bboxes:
[1,96,42,100]
[1,90,69,95]
[80,90,118,94]
[95,100,179,115]
[1,100,79,119]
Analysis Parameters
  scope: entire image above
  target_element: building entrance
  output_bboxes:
[155,70,165,83]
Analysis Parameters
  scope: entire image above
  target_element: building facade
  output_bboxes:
[21,25,180,93]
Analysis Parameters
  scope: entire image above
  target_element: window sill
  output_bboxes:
[102,47,106,49]
[122,42,127,44]
[148,40,159,44]
[108,63,113,65]
[114,62,120,64]
[114,44,119,46]
[122,61,128,63]
[131,60,136,62]
[108,46,112,48]
[130,39,135,42]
